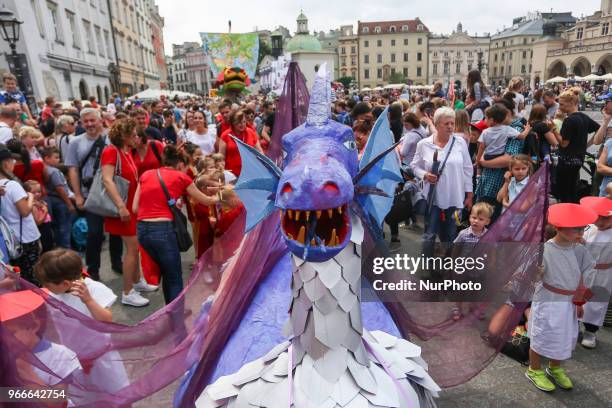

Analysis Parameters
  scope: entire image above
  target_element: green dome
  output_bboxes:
[285,34,322,52]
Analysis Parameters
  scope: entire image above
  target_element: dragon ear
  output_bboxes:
[232,137,282,232]
[353,107,403,227]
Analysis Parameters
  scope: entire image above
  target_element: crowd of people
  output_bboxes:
[0,66,611,398]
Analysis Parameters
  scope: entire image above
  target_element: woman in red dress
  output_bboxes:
[6,139,48,195]
[219,109,263,177]
[131,129,164,177]
[101,118,151,307]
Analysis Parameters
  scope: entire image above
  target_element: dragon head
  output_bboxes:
[218,67,250,92]
[232,65,401,262]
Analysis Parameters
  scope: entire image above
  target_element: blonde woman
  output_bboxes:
[507,77,525,117]
[18,126,44,161]
[453,109,471,145]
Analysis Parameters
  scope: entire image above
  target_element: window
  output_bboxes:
[391,39,395,46]
[402,25,409,32]
[95,26,104,57]
[521,64,526,74]
[529,64,532,72]
[417,67,422,77]
[417,52,422,61]
[341,47,346,54]
[523,38,527,44]
[522,51,527,58]
[444,51,448,57]
[364,54,369,63]
[374,26,381,33]
[433,63,438,75]
[468,51,473,57]
[456,51,461,57]
[403,53,408,62]
[377,54,382,63]
[32,0,45,38]
[390,53,395,62]
[602,22,609,36]
[83,20,95,53]
[417,24,423,31]
[389,26,396,33]
[403,38,408,45]
[502,41,506,47]
[377,68,382,78]
[104,30,112,57]
[377,39,382,47]
[351,46,356,54]
[577,27,584,40]
[403,67,408,77]
[494,53,498,62]
[443,62,449,74]
[501,53,505,61]
[493,67,497,75]
[66,10,80,48]
[433,51,437,57]
[363,27,369,34]
[364,40,369,47]
[456,63,461,74]
[530,50,533,58]
[364,69,370,79]
[391,68,396,75]
[341,57,346,66]
[468,63,472,71]
[500,66,504,75]
[351,56,356,65]
[47,2,64,43]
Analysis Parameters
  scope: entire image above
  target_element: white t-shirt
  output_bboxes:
[184,129,216,155]
[513,93,525,116]
[106,103,116,114]
[48,277,117,315]
[478,125,520,157]
[0,180,40,243]
[0,121,13,144]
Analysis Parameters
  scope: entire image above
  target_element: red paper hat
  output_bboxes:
[580,196,612,217]
[470,120,488,132]
[548,203,598,228]
[0,290,45,322]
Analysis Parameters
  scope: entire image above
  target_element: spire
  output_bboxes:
[306,63,331,126]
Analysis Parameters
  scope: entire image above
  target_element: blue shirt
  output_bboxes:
[0,89,26,104]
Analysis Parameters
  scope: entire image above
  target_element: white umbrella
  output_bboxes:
[582,74,602,81]
[129,89,199,100]
[373,86,384,91]
[545,76,567,84]
[384,83,406,90]
[600,73,612,81]
[361,87,372,92]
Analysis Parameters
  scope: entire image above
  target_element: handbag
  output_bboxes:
[156,169,193,252]
[415,137,456,216]
[83,148,129,218]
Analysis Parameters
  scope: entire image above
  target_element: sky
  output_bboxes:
[158,0,601,55]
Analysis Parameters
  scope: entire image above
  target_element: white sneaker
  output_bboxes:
[133,277,158,292]
[581,331,597,349]
[122,289,150,307]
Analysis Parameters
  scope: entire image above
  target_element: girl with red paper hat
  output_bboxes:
[526,203,597,392]
[0,289,82,405]
[578,197,612,349]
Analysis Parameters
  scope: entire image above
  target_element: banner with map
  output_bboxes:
[200,33,260,79]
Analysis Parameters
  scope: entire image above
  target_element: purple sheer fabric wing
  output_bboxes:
[266,62,310,164]
[363,162,549,387]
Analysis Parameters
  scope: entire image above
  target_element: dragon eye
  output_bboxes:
[282,149,288,159]
[343,140,357,150]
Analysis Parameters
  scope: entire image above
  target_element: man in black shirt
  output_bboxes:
[161,110,178,144]
[553,91,600,203]
[130,108,163,141]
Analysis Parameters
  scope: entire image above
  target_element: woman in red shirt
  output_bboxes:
[7,139,48,195]
[131,129,164,177]
[101,118,150,307]
[133,145,219,304]
[219,109,263,177]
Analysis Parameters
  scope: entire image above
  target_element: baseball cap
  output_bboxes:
[470,120,488,132]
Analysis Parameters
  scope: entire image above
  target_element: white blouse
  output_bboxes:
[410,134,473,210]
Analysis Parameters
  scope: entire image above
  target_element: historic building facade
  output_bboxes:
[338,25,359,85]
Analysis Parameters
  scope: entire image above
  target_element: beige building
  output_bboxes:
[338,25,359,84]
[358,19,429,87]
[532,0,612,87]
[429,23,490,89]
[109,0,162,96]
[489,12,576,88]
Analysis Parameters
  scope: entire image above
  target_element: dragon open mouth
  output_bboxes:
[281,204,349,248]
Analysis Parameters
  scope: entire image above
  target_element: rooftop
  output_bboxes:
[357,18,429,35]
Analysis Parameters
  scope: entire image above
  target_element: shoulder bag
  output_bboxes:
[83,147,129,217]
[156,169,192,252]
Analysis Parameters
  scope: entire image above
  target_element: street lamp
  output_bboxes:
[0,5,35,113]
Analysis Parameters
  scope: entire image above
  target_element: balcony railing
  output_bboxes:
[547,41,612,57]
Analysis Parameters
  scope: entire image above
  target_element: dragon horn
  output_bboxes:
[306,62,331,126]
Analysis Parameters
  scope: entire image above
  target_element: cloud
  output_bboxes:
[158,0,599,55]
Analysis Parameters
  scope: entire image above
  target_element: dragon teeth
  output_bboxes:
[288,209,293,220]
[297,226,306,244]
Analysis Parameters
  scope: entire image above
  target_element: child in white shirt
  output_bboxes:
[477,104,530,162]
[497,154,532,211]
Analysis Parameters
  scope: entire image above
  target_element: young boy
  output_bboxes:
[43,147,75,249]
[477,104,531,163]
[526,203,597,392]
[578,197,612,348]
[451,202,493,320]
[211,152,236,184]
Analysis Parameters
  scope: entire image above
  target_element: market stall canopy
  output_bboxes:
[373,86,384,91]
[581,74,602,81]
[128,89,199,100]
[600,73,612,80]
[384,83,406,90]
[545,76,567,84]
[361,87,372,92]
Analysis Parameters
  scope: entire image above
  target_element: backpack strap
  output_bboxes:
[150,141,162,165]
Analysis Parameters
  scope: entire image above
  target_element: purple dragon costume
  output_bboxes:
[193,66,440,407]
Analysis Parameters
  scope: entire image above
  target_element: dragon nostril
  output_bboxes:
[322,182,339,194]
[281,183,293,195]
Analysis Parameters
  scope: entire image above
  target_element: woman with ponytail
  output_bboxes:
[132,145,220,304]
